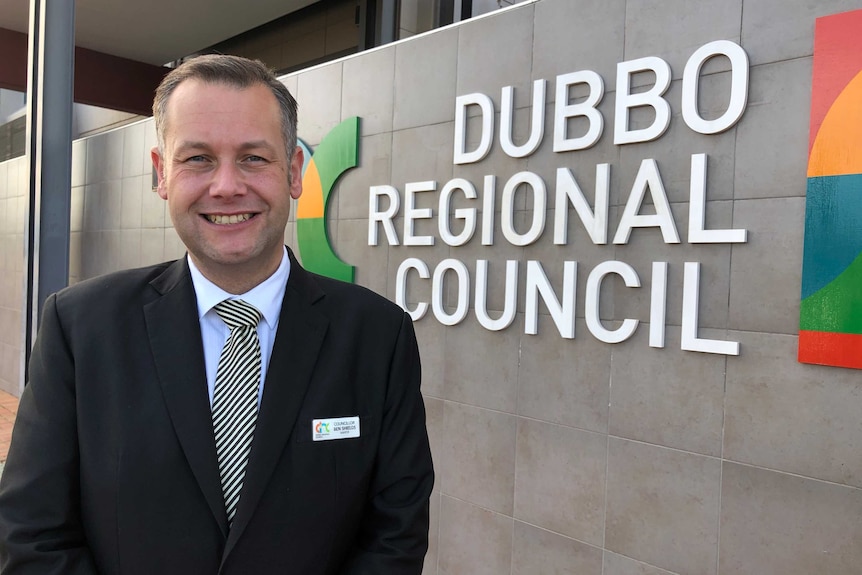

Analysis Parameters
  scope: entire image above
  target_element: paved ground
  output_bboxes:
[0,389,19,464]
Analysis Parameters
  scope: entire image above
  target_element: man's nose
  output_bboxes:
[209,162,246,197]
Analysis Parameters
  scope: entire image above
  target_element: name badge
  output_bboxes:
[313,416,360,441]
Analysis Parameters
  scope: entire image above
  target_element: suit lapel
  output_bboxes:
[144,259,228,537]
[221,253,329,562]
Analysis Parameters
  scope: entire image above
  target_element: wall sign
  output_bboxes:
[369,40,751,356]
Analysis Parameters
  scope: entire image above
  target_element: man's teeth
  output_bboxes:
[207,214,252,225]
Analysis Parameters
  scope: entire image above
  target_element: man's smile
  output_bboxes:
[205,213,256,225]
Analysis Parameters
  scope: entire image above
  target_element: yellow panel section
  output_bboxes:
[297,159,324,219]
[809,71,862,177]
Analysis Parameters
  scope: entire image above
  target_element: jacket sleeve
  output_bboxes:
[0,293,99,574]
[340,312,434,575]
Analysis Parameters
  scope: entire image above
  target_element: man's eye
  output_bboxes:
[185,155,208,163]
[244,155,268,163]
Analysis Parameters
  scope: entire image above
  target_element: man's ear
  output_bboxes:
[151,147,168,199]
[289,146,304,200]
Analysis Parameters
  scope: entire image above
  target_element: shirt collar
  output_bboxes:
[187,246,290,330]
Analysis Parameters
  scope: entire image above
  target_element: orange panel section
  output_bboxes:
[297,159,324,219]
[808,71,862,177]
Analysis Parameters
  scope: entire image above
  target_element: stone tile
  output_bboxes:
[337,132,392,220]
[606,438,720,575]
[525,94,622,199]
[457,3,535,98]
[390,122,455,192]
[741,0,862,66]
[453,111,546,209]
[532,0,625,93]
[122,121,145,178]
[296,62,343,146]
[415,317,445,398]
[101,180,122,231]
[335,219,387,296]
[386,228,450,310]
[517,318,611,433]
[724,331,862,488]
[733,58,811,200]
[394,26,458,130]
[102,230,122,274]
[719,462,862,575]
[120,176,143,230]
[84,130,123,184]
[163,228,186,261]
[625,0,742,78]
[445,216,523,316]
[727,197,803,335]
[443,314,520,413]
[523,210,617,322]
[424,397,444,480]
[611,201,733,330]
[342,48,394,137]
[68,231,81,283]
[71,139,87,188]
[70,186,84,233]
[423,490,440,575]
[82,183,103,232]
[140,177,167,229]
[119,229,141,269]
[140,228,165,267]
[512,521,602,575]
[141,119,158,176]
[617,79,737,205]
[439,402,516,515]
[279,75,298,100]
[604,551,679,575]
[608,325,726,456]
[438,495,513,575]
[514,419,606,545]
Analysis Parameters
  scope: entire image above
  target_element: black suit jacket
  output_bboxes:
[0,251,433,574]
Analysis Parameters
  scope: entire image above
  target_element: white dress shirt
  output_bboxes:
[187,247,290,407]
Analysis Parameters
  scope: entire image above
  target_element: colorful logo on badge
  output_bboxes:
[315,421,330,434]
[799,9,862,369]
[296,117,360,283]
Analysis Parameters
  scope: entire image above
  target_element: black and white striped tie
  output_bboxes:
[212,299,262,525]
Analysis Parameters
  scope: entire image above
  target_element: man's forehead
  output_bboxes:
[169,78,272,104]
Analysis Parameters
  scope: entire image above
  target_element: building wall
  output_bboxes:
[3,0,861,573]
[0,155,27,396]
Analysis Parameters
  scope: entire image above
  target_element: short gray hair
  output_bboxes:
[153,54,298,158]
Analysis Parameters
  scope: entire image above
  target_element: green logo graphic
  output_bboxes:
[296,117,359,283]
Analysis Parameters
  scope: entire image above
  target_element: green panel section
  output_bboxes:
[800,249,862,333]
[295,117,359,283]
[314,117,359,206]
[296,217,354,283]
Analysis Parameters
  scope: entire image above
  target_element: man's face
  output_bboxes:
[152,80,302,288]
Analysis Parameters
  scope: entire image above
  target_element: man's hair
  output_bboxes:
[152,54,298,158]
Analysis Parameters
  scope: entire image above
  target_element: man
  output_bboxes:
[0,55,433,574]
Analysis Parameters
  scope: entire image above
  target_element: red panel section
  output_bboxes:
[808,9,862,154]
[0,28,28,92]
[0,26,168,116]
[74,46,168,116]
[798,330,862,369]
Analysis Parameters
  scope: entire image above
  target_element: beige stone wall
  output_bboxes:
[0,156,27,397]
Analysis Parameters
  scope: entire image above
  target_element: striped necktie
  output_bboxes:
[212,298,262,525]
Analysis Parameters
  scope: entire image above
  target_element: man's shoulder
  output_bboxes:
[302,270,405,322]
[53,260,179,308]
